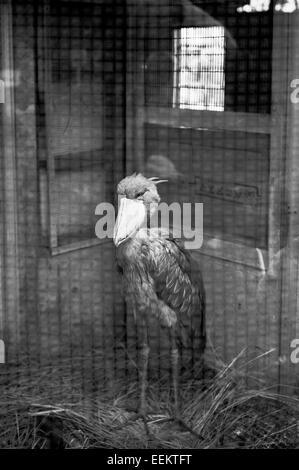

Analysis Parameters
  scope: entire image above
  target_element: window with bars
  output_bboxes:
[173,26,226,111]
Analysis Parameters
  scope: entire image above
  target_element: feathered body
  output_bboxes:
[116,228,206,356]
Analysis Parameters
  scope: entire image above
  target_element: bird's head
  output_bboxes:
[113,173,167,247]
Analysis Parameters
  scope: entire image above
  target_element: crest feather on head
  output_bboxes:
[117,173,167,200]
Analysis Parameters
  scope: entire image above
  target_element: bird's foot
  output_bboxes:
[171,416,204,441]
[113,408,154,439]
[137,410,152,438]
[152,409,204,441]
[114,407,203,442]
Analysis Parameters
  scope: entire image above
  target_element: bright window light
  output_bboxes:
[173,27,225,112]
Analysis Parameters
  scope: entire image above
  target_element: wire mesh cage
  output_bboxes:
[0,0,298,449]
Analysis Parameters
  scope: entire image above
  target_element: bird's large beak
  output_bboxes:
[113,197,146,247]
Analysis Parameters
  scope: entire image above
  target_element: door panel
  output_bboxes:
[145,125,270,249]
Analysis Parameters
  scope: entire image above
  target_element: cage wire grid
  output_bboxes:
[0,0,298,449]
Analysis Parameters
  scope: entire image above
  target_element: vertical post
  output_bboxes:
[268,10,289,269]
[126,0,146,174]
[0,0,20,360]
[280,10,299,388]
[39,0,59,252]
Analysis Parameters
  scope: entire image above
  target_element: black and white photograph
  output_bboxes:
[0,0,299,452]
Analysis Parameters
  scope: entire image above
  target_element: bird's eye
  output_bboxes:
[136,190,145,199]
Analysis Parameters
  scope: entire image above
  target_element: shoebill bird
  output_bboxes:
[113,173,206,418]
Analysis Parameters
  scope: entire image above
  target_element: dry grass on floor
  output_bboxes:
[0,350,298,449]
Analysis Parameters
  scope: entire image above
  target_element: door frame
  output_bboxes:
[279,11,299,388]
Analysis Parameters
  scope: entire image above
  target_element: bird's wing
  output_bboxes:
[143,234,205,349]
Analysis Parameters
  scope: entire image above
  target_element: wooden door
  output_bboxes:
[126,0,290,385]
[31,0,127,389]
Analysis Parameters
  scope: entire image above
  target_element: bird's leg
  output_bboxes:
[171,330,180,418]
[168,332,204,441]
[113,321,152,438]
[139,319,150,417]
